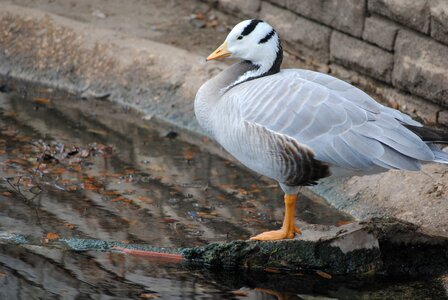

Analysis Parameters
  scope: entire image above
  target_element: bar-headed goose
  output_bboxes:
[195,19,448,241]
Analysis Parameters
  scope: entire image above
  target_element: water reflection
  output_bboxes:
[0,91,447,299]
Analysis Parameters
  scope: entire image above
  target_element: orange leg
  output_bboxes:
[250,194,302,241]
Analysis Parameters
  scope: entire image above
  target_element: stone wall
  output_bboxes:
[204,0,448,127]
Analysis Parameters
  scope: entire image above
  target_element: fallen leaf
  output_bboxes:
[137,196,154,203]
[316,270,332,279]
[102,190,122,196]
[2,191,13,197]
[160,218,178,223]
[83,182,99,191]
[112,196,127,202]
[337,220,353,226]
[32,97,50,104]
[65,185,79,192]
[216,195,226,201]
[237,188,248,195]
[1,128,17,137]
[139,293,160,299]
[183,150,194,161]
[3,111,17,117]
[50,167,68,175]
[16,135,32,142]
[0,271,5,279]
[230,290,248,297]
[46,232,60,240]
[264,267,281,273]
[64,223,75,229]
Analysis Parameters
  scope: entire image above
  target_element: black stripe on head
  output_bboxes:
[258,29,276,44]
[241,19,264,36]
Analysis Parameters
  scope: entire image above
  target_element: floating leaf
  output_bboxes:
[65,185,79,192]
[230,290,248,297]
[32,97,50,104]
[83,182,99,191]
[264,267,281,273]
[337,220,353,226]
[50,167,68,175]
[64,223,75,229]
[316,270,332,279]
[139,293,160,299]
[160,218,178,223]
[2,191,13,197]
[112,196,127,202]
[137,196,154,203]
[46,232,60,240]
[183,150,194,161]
[102,190,122,196]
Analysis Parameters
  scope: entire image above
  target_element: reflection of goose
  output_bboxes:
[195,19,448,241]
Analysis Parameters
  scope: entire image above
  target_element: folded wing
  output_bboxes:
[226,69,434,172]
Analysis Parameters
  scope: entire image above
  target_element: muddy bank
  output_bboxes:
[0,3,447,233]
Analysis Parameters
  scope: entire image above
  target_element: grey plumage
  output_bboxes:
[196,66,448,191]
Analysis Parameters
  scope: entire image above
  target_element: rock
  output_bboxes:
[368,0,430,34]
[182,218,448,276]
[218,0,261,18]
[430,0,448,45]
[286,0,366,37]
[362,15,400,51]
[393,30,448,106]
[439,110,448,127]
[330,31,394,83]
[260,2,331,62]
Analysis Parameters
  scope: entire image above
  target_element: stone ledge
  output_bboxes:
[430,0,448,45]
[285,0,366,37]
[362,15,399,51]
[182,218,448,276]
[393,30,448,107]
[260,2,331,62]
[218,0,261,18]
[368,0,430,34]
[330,31,394,83]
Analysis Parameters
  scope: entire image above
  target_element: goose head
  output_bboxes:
[207,19,283,83]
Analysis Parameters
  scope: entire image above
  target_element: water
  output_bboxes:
[0,90,447,299]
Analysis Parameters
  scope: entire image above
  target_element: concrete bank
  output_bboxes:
[0,4,447,232]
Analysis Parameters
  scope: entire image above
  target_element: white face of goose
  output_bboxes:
[207,20,280,67]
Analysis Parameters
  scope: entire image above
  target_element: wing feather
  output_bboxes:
[225,69,433,172]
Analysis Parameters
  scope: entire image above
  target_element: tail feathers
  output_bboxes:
[404,125,448,143]
[429,145,448,164]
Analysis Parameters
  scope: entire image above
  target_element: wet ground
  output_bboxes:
[0,89,447,299]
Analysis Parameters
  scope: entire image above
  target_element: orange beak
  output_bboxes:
[206,41,231,61]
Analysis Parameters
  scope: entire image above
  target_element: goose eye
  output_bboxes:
[237,36,243,40]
